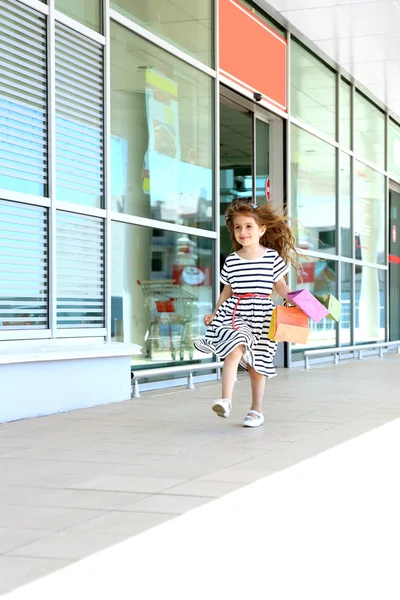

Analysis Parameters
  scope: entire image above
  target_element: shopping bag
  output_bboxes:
[274,322,310,344]
[268,305,310,343]
[286,289,329,323]
[315,294,341,322]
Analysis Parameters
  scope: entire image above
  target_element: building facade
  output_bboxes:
[1,0,399,420]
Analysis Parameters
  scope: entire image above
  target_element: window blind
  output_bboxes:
[55,23,104,207]
[0,199,48,329]
[56,211,105,328]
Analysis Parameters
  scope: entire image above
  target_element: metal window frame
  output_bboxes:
[104,0,111,340]
[0,329,52,342]
[0,189,50,208]
[110,212,217,240]
[15,0,49,16]
[336,70,341,348]
[54,9,105,44]
[48,0,57,338]
[214,0,221,315]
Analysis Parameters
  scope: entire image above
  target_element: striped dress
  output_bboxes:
[194,248,289,378]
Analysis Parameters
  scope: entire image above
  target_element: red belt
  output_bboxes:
[231,293,271,330]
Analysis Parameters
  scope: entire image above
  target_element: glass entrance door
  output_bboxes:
[389,185,400,341]
[219,92,276,269]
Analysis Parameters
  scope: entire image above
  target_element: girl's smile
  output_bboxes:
[233,214,265,248]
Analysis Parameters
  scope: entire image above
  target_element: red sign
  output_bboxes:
[265,177,271,201]
[393,225,397,243]
[172,266,212,287]
[219,0,287,111]
[297,262,315,284]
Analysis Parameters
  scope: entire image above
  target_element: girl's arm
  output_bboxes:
[274,277,291,301]
[204,284,233,326]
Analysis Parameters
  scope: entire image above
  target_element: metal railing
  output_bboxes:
[131,340,400,398]
[303,341,400,370]
[131,360,223,398]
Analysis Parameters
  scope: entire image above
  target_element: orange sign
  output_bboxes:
[219,0,287,111]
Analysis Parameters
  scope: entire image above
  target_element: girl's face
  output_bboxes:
[233,213,266,247]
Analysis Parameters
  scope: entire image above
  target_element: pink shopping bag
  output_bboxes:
[287,289,329,323]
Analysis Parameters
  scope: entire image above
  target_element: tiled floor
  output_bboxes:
[1,354,400,595]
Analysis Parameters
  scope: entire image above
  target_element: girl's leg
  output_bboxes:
[221,345,244,402]
[247,364,265,414]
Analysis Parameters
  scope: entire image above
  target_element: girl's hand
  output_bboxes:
[204,314,215,326]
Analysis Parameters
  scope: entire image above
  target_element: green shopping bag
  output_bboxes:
[315,294,341,322]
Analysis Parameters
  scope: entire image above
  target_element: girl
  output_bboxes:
[194,199,298,428]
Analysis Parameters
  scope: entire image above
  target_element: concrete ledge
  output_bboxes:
[0,341,141,365]
[0,342,142,423]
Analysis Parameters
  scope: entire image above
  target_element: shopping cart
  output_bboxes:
[137,280,197,361]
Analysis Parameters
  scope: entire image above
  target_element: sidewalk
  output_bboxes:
[1,354,400,595]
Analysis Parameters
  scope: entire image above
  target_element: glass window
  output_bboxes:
[340,262,352,346]
[291,126,336,254]
[111,22,213,230]
[293,257,337,350]
[354,92,385,169]
[0,200,48,332]
[340,152,352,257]
[290,40,336,139]
[55,0,102,33]
[55,25,104,208]
[57,212,105,329]
[388,120,400,180]
[111,0,213,67]
[111,222,214,366]
[354,162,385,265]
[0,2,47,196]
[340,79,351,149]
[355,266,385,343]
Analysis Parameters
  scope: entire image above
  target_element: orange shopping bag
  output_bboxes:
[268,305,310,344]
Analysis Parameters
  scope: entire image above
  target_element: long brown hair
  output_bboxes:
[225,198,300,270]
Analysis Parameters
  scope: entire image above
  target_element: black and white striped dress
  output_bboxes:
[194,248,289,378]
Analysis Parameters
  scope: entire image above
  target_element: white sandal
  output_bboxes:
[212,398,232,418]
[243,410,264,428]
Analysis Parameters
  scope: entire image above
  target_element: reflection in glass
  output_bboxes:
[291,125,336,254]
[55,0,101,32]
[388,120,400,180]
[111,0,213,66]
[354,92,385,169]
[111,222,214,366]
[355,266,385,343]
[340,152,352,257]
[340,262,352,346]
[111,22,213,230]
[290,40,336,139]
[354,162,385,265]
[255,118,270,206]
[293,257,337,350]
[340,79,351,149]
